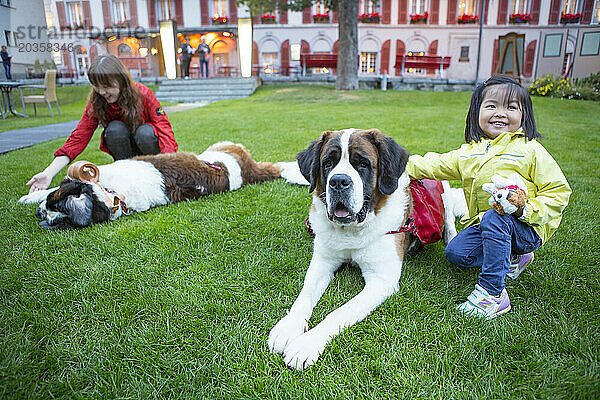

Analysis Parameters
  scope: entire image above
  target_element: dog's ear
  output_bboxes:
[296,131,330,193]
[366,129,410,196]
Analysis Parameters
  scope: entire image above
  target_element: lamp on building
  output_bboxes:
[237,6,253,78]
[159,20,178,79]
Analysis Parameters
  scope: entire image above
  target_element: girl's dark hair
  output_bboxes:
[87,55,142,133]
[465,74,542,143]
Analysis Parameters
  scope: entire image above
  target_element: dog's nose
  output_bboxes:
[329,174,353,191]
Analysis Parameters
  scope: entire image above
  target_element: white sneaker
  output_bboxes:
[456,284,511,319]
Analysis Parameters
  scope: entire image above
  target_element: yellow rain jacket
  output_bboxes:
[405,130,571,243]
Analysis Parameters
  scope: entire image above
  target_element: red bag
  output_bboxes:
[405,179,445,244]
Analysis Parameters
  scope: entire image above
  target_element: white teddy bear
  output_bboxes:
[482,173,528,215]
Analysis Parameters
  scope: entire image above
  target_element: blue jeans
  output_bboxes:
[445,209,542,296]
[3,63,11,80]
[200,60,209,78]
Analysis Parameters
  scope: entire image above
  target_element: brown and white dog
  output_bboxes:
[268,129,466,370]
[19,142,283,230]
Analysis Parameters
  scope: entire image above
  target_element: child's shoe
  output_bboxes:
[507,252,534,279]
[456,284,511,319]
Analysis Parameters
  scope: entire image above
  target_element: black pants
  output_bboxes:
[181,57,191,77]
[103,120,160,160]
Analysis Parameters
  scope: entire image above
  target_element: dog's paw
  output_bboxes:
[19,189,52,204]
[268,314,308,355]
[282,329,328,371]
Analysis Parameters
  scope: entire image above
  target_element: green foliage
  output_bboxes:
[529,73,600,101]
[1,86,599,398]
[33,59,42,72]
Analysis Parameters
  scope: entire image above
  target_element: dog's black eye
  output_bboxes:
[359,161,369,169]
[323,160,332,169]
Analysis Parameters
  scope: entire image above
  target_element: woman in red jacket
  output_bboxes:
[27,55,178,193]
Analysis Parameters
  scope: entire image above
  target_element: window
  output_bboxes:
[409,0,428,15]
[157,0,175,20]
[359,0,378,14]
[212,0,228,18]
[4,30,11,46]
[118,43,133,56]
[313,1,329,15]
[113,0,128,24]
[510,0,529,14]
[360,52,377,73]
[460,46,469,61]
[67,1,84,27]
[262,52,279,74]
[580,31,600,55]
[543,33,563,57]
[0,0,11,7]
[593,0,600,24]
[562,0,579,14]
[457,0,478,16]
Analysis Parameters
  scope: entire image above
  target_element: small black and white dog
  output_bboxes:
[20,142,285,230]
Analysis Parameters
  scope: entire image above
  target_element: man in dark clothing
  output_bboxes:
[1,46,12,80]
[197,37,211,78]
[179,37,193,79]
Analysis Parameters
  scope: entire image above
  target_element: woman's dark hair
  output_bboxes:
[465,75,542,143]
[87,55,142,134]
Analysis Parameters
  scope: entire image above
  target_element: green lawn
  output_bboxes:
[1,86,598,399]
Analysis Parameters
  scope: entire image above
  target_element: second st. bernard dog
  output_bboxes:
[19,142,283,230]
[268,128,466,370]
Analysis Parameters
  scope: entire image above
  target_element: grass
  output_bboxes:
[1,85,599,399]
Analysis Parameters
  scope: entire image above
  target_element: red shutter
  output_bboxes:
[382,0,391,24]
[101,0,112,27]
[380,40,390,74]
[548,0,561,24]
[530,0,541,24]
[491,39,499,75]
[90,44,98,62]
[279,8,288,24]
[62,48,72,69]
[430,0,439,24]
[252,41,258,66]
[333,40,338,53]
[524,40,537,77]
[581,0,594,24]
[281,40,290,75]
[484,0,490,24]
[56,1,68,30]
[398,0,407,24]
[395,40,405,75]
[497,0,508,24]
[332,12,338,23]
[175,0,183,25]
[200,0,208,24]
[228,0,237,24]
[147,0,156,28]
[129,0,138,27]
[82,1,92,29]
[301,40,310,54]
[428,40,438,55]
[303,8,311,23]
[447,0,457,24]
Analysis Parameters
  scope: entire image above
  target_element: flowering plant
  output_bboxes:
[211,16,229,25]
[457,14,479,24]
[560,12,582,24]
[260,14,277,23]
[410,11,428,23]
[313,13,330,22]
[509,13,531,23]
[358,12,380,23]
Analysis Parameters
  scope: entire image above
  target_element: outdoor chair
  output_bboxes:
[21,70,60,117]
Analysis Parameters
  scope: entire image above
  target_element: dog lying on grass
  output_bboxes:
[19,142,285,230]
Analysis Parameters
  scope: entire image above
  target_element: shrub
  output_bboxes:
[529,73,600,101]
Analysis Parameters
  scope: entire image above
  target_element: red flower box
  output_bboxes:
[457,14,479,24]
[313,13,330,23]
[211,16,229,25]
[260,14,277,24]
[560,12,582,24]
[509,13,531,23]
[358,12,380,23]
[410,11,428,23]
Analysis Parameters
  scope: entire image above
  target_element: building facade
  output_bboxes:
[42,0,600,83]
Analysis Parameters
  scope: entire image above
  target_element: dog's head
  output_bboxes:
[297,128,409,225]
[35,179,112,230]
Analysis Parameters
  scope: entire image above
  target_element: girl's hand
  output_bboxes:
[26,172,52,193]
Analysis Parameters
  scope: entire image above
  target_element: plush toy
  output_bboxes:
[482,173,528,215]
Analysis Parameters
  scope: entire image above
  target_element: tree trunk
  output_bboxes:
[336,0,359,90]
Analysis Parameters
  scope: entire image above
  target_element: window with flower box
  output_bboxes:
[157,0,175,20]
[410,0,428,15]
[457,0,479,23]
[211,0,229,22]
[260,13,277,23]
[359,0,380,23]
[561,0,582,23]
[360,52,377,74]
[508,0,531,23]
[112,0,128,27]
[313,2,330,23]
[67,1,84,28]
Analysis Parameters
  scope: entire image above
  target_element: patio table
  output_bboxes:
[0,81,27,119]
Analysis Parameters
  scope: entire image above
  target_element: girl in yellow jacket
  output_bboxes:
[406,75,571,319]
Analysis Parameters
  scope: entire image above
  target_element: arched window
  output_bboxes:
[360,38,378,74]
[118,43,132,56]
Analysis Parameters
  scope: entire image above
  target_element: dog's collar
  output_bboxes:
[101,186,130,217]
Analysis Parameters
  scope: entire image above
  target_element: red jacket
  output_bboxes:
[55,83,178,160]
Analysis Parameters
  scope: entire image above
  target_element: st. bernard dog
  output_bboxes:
[19,142,284,230]
[268,128,466,370]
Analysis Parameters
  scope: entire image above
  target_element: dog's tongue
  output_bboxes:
[334,204,350,218]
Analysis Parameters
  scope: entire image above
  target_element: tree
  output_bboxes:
[238,0,360,90]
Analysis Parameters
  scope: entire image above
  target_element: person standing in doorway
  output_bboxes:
[179,37,194,79]
[197,37,211,78]
[1,46,12,80]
